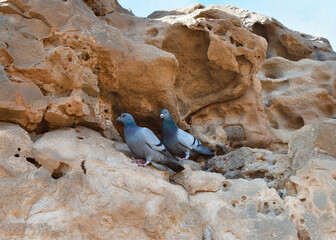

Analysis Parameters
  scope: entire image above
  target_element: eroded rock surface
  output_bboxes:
[1,0,336,239]
[1,119,336,239]
[201,5,336,61]
[258,57,336,148]
[0,0,178,135]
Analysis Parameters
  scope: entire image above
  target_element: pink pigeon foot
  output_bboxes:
[137,162,149,167]
[131,157,143,164]
[178,157,188,161]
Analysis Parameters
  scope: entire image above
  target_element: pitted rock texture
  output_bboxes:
[198,5,336,61]
[1,1,336,239]
[1,119,336,239]
[0,0,178,136]
[104,4,267,122]
[258,57,336,147]
[1,0,335,151]
[104,3,336,150]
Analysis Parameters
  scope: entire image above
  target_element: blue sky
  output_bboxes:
[120,0,336,50]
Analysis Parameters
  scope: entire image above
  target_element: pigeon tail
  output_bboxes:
[165,160,184,172]
[194,145,215,156]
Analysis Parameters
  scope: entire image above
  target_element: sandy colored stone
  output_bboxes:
[0,0,180,135]
[104,4,267,123]
[288,119,336,170]
[1,118,336,239]
[172,165,225,194]
[188,77,273,149]
[0,124,202,239]
[83,0,133,16]
[207,5,336,61]
[286,159,336,240]
[0,66,50,130]
[204,147,291,190]
[258,58,336,148]
[190,178,298,240]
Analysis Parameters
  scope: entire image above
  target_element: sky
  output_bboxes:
[119,0,336,50]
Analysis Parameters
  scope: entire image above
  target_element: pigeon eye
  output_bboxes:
[165,111,167,114]
[122,115,125,118]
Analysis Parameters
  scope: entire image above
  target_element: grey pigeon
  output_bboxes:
[160,109,214,160]
[116,113,184,172]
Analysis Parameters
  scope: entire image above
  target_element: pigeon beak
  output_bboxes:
[160,114,164,119]
[116,117,121,121]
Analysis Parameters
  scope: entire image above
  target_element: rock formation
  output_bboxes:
[1,120,336,239]
[0,0,335,239]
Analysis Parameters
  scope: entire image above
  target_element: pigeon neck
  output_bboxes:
[162,117,178,133]
[123,121,137,128]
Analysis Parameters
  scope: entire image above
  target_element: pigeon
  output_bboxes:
[116,113,184,172]
[160,109,214,160]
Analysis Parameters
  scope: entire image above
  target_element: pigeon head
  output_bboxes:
[116,113,136,127]
[160,109,178,131]
[160,109,172,120]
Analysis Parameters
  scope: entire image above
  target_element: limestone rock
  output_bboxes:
[0,66,50,131]
[188,77,273,149]
[258,58,336,147]
[288,119,336,170]
[190,178,298,240]
[0,0,179,135]
[104,4,267,122]
[0,124,202,239]
[285,120,336,239]
[208,5,336,61]
[172,165,225,194]
[204,147,292,190]
[1,0,336,239]
[1,119,336,239]
[83,0,133,16]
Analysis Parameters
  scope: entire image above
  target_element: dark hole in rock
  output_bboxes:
[14,154,19,158]
[278,189,286,199]
[81,53,90,61]
[26,157,41,168]
[266,174,274,180]
[104,109,108,113]
[18,148,21,151]
[297,228,311,240]
[230,36,243,47]
[241,195,247,200]
[223,181,232,191]
[52,162,70,179]
[231,200,238,208]
[76,136,84,140]
[246,170,266,179]
[300,219,305,224]
[264,202,269,209]
[81,160,87,174]
[300,198,306,202]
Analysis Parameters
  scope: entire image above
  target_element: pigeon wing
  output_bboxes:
[176,129,202,150]
[141,128,175,159]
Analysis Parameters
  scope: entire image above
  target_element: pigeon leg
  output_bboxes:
[138,158,151,167]
[132,157,144,164]
[178,151,190,161]
[138,162,149,167]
